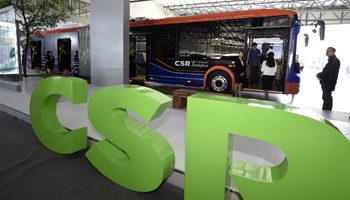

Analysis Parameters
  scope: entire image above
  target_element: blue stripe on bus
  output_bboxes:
[150,75,204,81]
[287,23,301,84]
[148,62,204,87]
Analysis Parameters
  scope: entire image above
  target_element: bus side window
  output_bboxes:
[151,33,176,58]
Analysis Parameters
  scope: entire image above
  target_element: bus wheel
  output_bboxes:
[208,71,231,93]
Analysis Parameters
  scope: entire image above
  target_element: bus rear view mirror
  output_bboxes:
[313,21,325,41]
[318,21,325,40]
[304,34,309,47]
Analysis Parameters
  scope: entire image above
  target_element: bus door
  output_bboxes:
[244,28,290,92]
[57,38,71,57]
[31,41,42,69]
[57,38,71,71]
[129,35,148,79]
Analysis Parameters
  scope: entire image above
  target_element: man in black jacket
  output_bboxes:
[316,47,340,111]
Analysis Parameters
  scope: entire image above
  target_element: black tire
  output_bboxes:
[207,71,232,93]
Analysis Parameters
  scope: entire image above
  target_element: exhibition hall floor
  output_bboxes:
[0,75,350,198]
[0,111,184,200]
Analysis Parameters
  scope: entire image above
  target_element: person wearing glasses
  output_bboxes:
[316,47,340,111]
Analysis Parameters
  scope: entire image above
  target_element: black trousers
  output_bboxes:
[250,65,260,85]
[321,83,333,110]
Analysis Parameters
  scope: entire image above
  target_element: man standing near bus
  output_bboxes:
[316,47,340,111]
[247,43,262,87]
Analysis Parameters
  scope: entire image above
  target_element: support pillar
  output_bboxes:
[90,0,130,86]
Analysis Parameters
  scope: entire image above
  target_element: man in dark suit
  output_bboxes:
[316,47,340,111]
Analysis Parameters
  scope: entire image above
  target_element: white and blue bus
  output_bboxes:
[130,9,304,94]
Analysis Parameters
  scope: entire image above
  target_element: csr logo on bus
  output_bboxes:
[29,77,350,200]
[175,60,191,67]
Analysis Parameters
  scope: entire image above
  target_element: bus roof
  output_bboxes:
[131,9,297,28]
[31,27,79,36]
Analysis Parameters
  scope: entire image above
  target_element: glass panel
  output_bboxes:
[80,2,88,18]
[151,33,175,58]
[86,4,90,18]
[179,30,208,59]
[71,0,90,18]
[0,8,20,85]
[72,0,80,16]
[136,41,146,52]
[178,21,244,60]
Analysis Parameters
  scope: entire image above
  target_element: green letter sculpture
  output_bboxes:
[86,85,175,192]
[30,77,88,154]
[185,93,350,200]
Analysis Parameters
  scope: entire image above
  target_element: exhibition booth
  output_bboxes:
[1,2,350,200]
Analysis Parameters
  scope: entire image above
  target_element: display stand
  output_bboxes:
[0,6,22,92]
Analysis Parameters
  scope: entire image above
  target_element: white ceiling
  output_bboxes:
[150,0,350,24]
